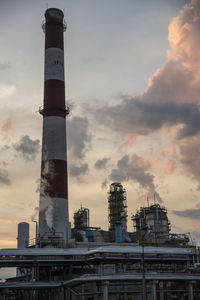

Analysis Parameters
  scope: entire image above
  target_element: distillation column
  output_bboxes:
[39,8,70,246]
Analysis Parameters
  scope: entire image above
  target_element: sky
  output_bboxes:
[1,0,200,250]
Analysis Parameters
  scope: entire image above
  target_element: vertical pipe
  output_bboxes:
[93,283,98,300]
[188,282,194,300]
[86,208,90,227]
[159,281,164,300]
[81,284,85,300]
[115,222,123,243]
[152,281,157,300]
[103,281,109,300]
[39,8,69,246]
[142,242,147,300]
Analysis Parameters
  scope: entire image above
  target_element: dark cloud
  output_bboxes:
[13,135,40,161]
[0,168,11,185]
[96,97,200,140]
[108,154,162,202]
[69,163,89,180]
[68,117,92,160]
[95,157,110,170]
[172,208,200,220]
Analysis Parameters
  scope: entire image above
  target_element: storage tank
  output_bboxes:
[17,222,29,248]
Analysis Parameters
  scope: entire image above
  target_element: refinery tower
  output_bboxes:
[1,8,200,300]
[39,8,70,247]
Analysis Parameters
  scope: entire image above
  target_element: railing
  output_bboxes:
[38,105,70,116]
[26,232,65,248]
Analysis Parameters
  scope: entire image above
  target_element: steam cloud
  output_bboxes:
[31,206,39,222]
[108,154,162,203]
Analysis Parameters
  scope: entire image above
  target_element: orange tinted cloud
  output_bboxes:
[144,0,200,105]
[168,0,200,79]
[1,117,12,133]
[164,124,185,138]
[97,1,200,139]
[151,146,177,176]
[123,133,141,147]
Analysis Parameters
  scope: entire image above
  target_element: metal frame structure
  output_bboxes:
[0,245,199,299]
[108,183,128,232]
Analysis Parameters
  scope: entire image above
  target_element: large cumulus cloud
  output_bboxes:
[96,98,200,139]
[93,0,200,192]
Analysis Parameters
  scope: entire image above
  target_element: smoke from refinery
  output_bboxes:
[0,2,200,299]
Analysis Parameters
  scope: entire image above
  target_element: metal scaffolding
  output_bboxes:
[74,205,90,230]
[108,183,128,232]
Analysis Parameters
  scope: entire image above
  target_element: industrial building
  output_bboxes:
[0,7,200,300]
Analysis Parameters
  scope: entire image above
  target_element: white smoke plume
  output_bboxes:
[108,154,163,203]
[38,160,55,230]
[31,206,39,222]
[44,197,53,229]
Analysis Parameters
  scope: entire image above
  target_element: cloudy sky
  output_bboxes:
[1,0,200,249]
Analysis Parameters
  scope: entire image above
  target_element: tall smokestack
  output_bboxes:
[39,8,70,247]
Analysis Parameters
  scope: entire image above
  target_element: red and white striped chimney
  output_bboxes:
[39,8,70,246]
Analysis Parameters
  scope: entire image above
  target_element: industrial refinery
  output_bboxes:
[0,7,200,300]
